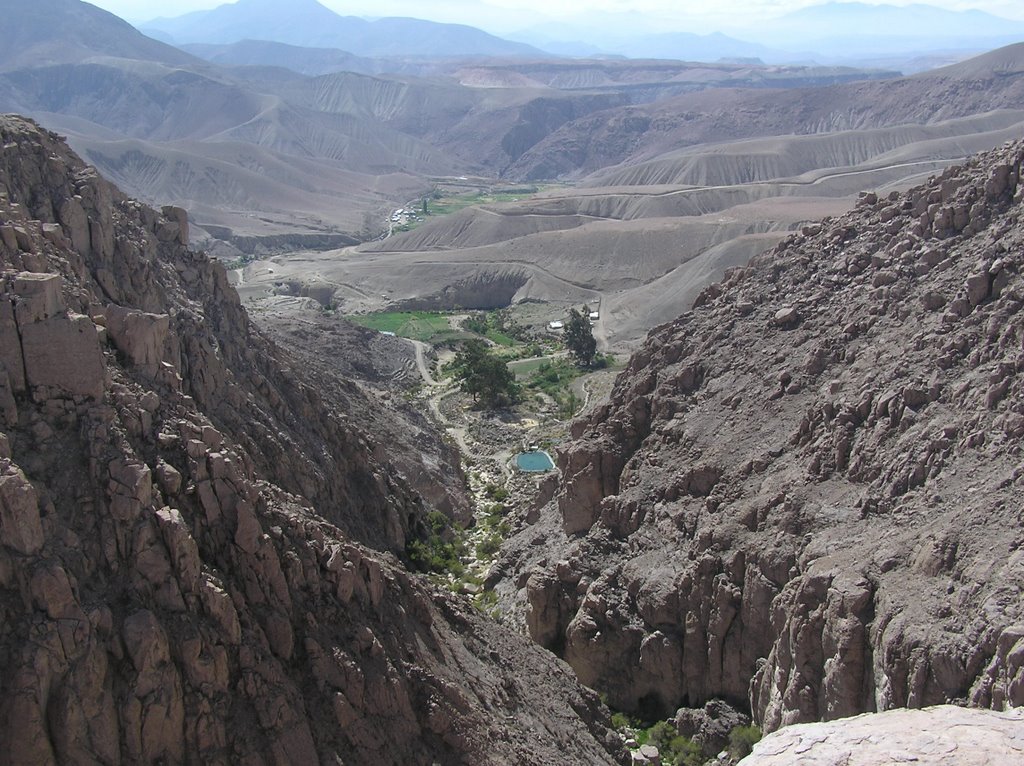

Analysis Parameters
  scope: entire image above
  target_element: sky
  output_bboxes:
[90,0,1024,32]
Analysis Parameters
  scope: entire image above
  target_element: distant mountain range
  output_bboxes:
[508,2,1024,67]
[756,2,1024,60]
[141,0,545,59]
[132,0,1024,71]
[508,27,789,65]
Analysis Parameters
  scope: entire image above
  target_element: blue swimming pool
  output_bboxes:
[516,450,555,472]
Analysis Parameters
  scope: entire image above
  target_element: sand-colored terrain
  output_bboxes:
[239,104,1024,347]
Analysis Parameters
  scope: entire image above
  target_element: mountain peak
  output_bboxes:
[141,0,542,58]
[0,0,196,69]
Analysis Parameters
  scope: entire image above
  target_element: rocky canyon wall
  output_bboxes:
[496,138,1024,731]
[0,115,622,765]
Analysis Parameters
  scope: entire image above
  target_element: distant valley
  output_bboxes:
[1,0,1023,349]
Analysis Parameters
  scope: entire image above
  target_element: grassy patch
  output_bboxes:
[349,308,539,349]
[223,254,256,271]
[482,483,509,502]
[609,716,704,766]
[474,498,509,554]
[472,588,501,619]
[392,185,559,235]
[509,355,562,380]
[485,328,517,346]
[428,186,540,217]
[523,358,584,417]
[460,310,532,349]
[525,358,580,392]
[347,311,465,343]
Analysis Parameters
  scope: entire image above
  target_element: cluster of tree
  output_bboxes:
[452,339,519,408]
[461,309,530,343]
[564,307,597,367]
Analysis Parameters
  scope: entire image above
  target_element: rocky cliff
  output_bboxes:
[0,115,621,764]
[1,113,472,556]
[496,138,1024,730]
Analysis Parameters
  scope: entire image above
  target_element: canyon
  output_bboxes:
[1,0,1023,762]
[0,115,621,764]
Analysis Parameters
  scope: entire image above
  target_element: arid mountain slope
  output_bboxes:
[320,107,1022,348]
[0,0,919,255]
[494,139,1024,730]
[0,116,470,554]
[182,40,417,78]
[506,43,1024,181]
[0,0,196,71]
[0,62,494,247]
[0,115,621,764]
[0,0,645,249]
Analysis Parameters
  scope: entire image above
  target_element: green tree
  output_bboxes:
[564,306,597,368]
[452,339,519,408]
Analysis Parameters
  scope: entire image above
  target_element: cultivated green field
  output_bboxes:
[508,354,565,380]
[392,184,562,234]
[426,187,538,217]
[347,311,465,343]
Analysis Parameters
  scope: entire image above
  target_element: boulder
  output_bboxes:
[772,306,800,328]
[20,312,105,401]
[105,304,170,375]
[0,465,44,555]
[12,272,63,324]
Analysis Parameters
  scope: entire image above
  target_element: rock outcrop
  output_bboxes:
[0,114,469,556]
[496,138,1024,730]
[0,115,621,764]
[738,705,1024,765]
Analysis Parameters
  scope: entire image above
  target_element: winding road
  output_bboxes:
[409,340,471,454]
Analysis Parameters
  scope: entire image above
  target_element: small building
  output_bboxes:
[548,320,564,330]
[589,311,599,320]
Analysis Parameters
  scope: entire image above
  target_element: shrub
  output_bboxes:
[610,712,634,731]
[472,589,500,618]
[642,721,703,766]
[405,511,466,577]
[729,724,762,759]
[484,484,509,502]
[666,736,703,766]
[475,533,501,558]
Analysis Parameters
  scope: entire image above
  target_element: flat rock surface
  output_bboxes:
[741,706,1024,765]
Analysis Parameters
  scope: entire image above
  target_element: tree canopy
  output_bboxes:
[452,339,519,408]
[564,307,597,367]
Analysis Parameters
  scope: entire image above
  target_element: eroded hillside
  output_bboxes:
[494,138,1024,730]
[505,44,1024,181]
[0,115,622,764]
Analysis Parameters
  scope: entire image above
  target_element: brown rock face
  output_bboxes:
[5,270,105,401]
[496,139,1024,730]
[0,115,621,765]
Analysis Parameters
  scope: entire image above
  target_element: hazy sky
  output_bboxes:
[90,0,1024,32]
